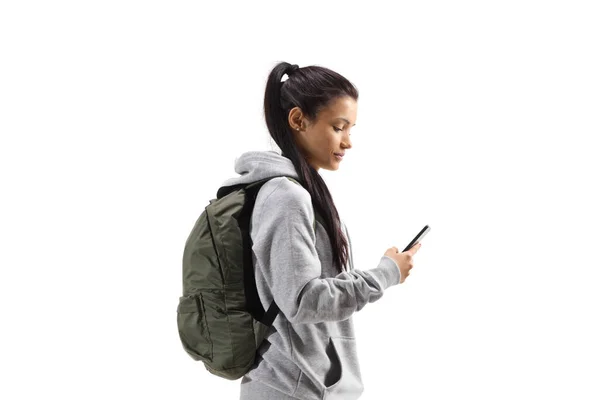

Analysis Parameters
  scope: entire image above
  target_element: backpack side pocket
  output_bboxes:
[177,294,213,362]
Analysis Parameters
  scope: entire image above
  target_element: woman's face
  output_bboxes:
[288,96,357,172]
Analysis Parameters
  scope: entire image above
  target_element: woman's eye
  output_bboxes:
[333,127,342,132]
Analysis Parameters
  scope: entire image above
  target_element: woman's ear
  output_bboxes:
[288,107,307,132]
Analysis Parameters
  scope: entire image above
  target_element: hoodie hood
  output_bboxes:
[221,150,300,188]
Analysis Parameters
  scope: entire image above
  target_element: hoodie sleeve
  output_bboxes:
[251,178,401,325]
[342,220,355,271]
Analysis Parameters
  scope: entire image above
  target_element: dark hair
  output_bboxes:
[263,62,359,274]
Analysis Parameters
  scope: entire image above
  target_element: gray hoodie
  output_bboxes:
[222,150,401,400]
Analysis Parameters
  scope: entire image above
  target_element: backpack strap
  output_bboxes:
[234,176,324,329]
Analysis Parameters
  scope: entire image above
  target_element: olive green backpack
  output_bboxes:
[177,176,325,380]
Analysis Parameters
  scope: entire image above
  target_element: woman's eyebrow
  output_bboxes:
[334,117,356,126]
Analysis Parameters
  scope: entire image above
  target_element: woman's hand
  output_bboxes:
[384,243,422,283]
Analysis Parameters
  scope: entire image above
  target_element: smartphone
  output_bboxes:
[402,225,431,252]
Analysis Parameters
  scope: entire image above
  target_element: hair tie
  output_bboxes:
[287,64,300,75]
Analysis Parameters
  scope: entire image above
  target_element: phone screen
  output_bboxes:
[402,225,431,252]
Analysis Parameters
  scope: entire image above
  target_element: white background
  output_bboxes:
[1,1,599,399]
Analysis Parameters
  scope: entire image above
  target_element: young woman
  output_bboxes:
[227,62,422,399]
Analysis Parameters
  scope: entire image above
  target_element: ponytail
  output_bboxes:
[263,62,359,274]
